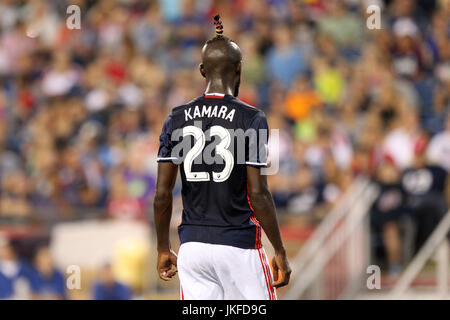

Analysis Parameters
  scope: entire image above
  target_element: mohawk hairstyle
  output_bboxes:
[205,14,234,45]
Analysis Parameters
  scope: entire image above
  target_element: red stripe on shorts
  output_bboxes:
[257,248,273,300]
[261,249,276,299]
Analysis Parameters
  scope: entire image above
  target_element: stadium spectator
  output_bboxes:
[0,240,34,299]
[317,0,364,51]
[402,142,450,251]
[427,114,450,171]
[92,264,132,300]
[265,24,308,89]
[29,246,66,300]
[0,170,32,220]
[370,159,406,275]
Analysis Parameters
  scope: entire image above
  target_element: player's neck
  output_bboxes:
[204,77,235,96]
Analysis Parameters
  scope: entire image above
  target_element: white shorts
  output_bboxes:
[177,242,277,300]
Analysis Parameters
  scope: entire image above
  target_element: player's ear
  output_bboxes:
[236,62,241,75]
[199,63,206,78]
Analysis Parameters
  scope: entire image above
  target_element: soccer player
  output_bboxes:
[153,15,290,300]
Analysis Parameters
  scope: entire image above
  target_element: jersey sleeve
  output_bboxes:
[246,111,269,168]
[157,113,177,163]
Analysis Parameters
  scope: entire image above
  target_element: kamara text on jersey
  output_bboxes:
[184,105,236,122]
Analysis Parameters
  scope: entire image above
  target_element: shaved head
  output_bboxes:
[200,38,242,97]
[201,38,242,70]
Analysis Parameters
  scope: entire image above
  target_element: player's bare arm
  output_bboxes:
[247,166,291,288]
[154,162,178,281]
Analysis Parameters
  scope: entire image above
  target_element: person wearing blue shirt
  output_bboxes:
[30,247,66,300]
[92,264,132,300]
[0,241,35,299]
[266,25,307,89]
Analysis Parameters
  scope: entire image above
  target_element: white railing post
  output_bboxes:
[283,181,378,299]
[436,239,449,299]
[390,210,450,299]
[290,178,368,275]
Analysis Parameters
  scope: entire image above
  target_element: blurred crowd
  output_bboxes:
[0,0,449,297]
[0,239,133,299]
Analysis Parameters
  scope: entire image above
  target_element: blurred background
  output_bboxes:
[0,0,449,300]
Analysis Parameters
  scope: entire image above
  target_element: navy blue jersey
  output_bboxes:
[157,93,269,249]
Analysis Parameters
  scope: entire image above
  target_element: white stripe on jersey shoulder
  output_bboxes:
[246,161,268,166]
[157,157,178,161]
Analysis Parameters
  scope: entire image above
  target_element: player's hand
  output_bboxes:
[271,250,291,288]
[157,249,178,281]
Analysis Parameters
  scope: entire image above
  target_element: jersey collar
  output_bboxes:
[203,92,233,100]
